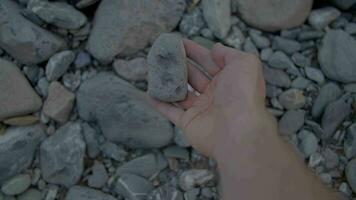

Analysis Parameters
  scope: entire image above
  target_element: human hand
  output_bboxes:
[148,39,275,157]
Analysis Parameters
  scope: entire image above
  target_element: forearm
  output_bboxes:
[215,112,341,200]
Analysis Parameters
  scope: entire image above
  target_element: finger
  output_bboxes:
[183,39,221,76]
[187,61,210,93]
[146,95,185,126]
[211,43,243,68]
[177,91,198,110]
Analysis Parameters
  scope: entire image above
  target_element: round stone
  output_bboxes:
[1,174,31,195]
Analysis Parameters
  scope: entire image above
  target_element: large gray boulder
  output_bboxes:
[65,186,116,200]
[0,125,45,185]
[318,30,356,83]
[0,59,42,120]
[86,0,186,63]
[77,73,174,148]
[40,122,86,187]
[0,0,66,64]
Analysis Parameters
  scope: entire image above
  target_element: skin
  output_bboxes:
[148,40,341,200]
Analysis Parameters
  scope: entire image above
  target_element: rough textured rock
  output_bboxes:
[40,122,86,187]
[100,141,128,161]
[0,59,42,120]
[346,158,356,193]
[86,0,186,63]
[1,174,31,195]
[263,66,291,88]
[65,186,116,200]
[318,30,356,83]
[0,125,45,185]
[88,161,108,189]
[179,8,205,37]
[113,173,154,200]
[147,33,188,102]
[149,186,184,200]
[28,0,87,29]
[43,82,75,123]
[116,153,168,178]
[278,110,305,136]
[312,82,342,118]
[113,58,148,82]
[201,0,231,39]
[46,51,75,81]
[308,7,341,30]
[82,123,100,158]
[345,123,356,159]
[0,0,66,64]
[232,0,313,32]
[278,89,305,110]
[179,169,214,191]
[77,72,174,148]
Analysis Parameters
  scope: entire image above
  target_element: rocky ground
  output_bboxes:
[0,0,355,199]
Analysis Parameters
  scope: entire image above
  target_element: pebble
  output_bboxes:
[224,26,245,49]
[1,174,31,196]
[74,51,92,69]
[184,189,200,200]
[43,82,75,123]
[44,185,58,200]
[263,66,291,88]
[82,123,101,158]
[308,7,341,30]
[243,37,259,56]
[249,31,270,49]
[344,123,356,159]
[179,169,214,191]
[268,51,295,70]
[298,30,324,41]
[312,82,342,118]
[298,130,319,157]
[174,127,191,147]
[330,0,356,9]
[74,0,100,9]
[319,173,332,185]
[278,89,305,110]
[260,48,273,62]
[17,189,42,200]
[345,23,356,35]
[65,186,116,200]
[321,148,339,169]
[113,58,148,82]
[147,33,188,102]
[62,71,81,92]
[100,142,128,162]
[291,77,311,89]
[46,51,76,81]
[36,77,49,97]
[304,67,325,85]
[309,152,324,168]
[88,161,109,189]
[339,182,352,197]
[272,36,301,55]
[291,53,311,68]
[149,186,183,200]
[113,173,154,200]
[179,8,205,37]
[3,115,38,126]
[346,158,356,193]
[278,109,305,136]
[163,146,190,160]
[23,66,41,85]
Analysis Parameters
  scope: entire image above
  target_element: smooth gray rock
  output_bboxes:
[65,186,116,200]
[1,174,31,196]
[224,26,245,49]
[344,123,356,159]
[77,73,174,148]
[331,0,356,9]
[345,23,356,35]
[82,123,100,158]
[40,122,86,187]
[308,7,341,30]
[147,33,188,102]
[179,169,214,191]
[27,0,87,29]
[291,53,311,68]
[113,173,154,200]
[163,146,190,160]
[86,0,186,63]
[278,89,305,110]
[321,95,352,139]
[291,77,311,89]
[100,142,127,162]
[116,153,168,178]
[46,51,75,81]
[88,161,108,189]
[0,125,45,185]
[298,130,319,157]
[263,66,291,88]
[0,0,66,64]
[272,36,301,55]
[149,186,183,200]
[179,8,205,37]
[321,148,339,169]
[260,48,273,61]
[0,59,42,120]
[268,51,295,70]
[62,71,81,92]
[74,51,91,69]
[312,82,342,118]
[278,110,305,136]
[250,32,270,49]
[17,189,42,200]
[201,0,231,39]
[113,58,148,82]
[298,30,324,41]
[318,30,356,83]
[346,158,356,193]
[36,77,49,97]
[305,67,325,84]
[243,37,259,55]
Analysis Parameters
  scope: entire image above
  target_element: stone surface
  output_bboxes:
[174,127,190,148]
[0,0,66,64]
[346,158,356,193]
[1,174,31,196]
[46,51,76,81]
[113,173,154,200]
[330,0,356,9]
[65,186,116,200]
[268,51,295,70]
[147,33,188,102]
[77,72,174,148]
[278,89,305,110]
[28,0,87,29]
[179,169,214,191]
[40,122,86,187]
[278,110,305,136]
[43,82,75,123]
[304,67,325,85]
[201,0,231,39]
[163,146,190,160]
[100,142,127,161]
[345,123,356,159]
[86,0,186,63]
[232,0,313,32]
[298,130,319,157]
[312,82,342,118]
[113,58,148,82]
[308,7,341,30]
[149,186,183,200]
[249,31,270,49]
[88,161,108,189]
[272,37,301,55]
[3,115,38,126]
[179,8,205,37]
[291,77,311,89]
[318,30,356,83]
[17,189,42,200]
[82,123,100,158]
[0,59,42,120]
[321,95,352,139]
[321,148,339,169]
[0,125,44,185]
[116,153,168,178]
[74,51,91,69]
[263,66,291,88]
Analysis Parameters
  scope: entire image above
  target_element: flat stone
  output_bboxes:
[28,0,87,29]
[147,33,188,102]
[305,67,325,84]
[298,130,319,157]
[43,82,75,123]
[40,122,86,187]
[278,89,305,110]
[291,77,311,89]
[278,109,305,136]
[113,173,154,200]
[163,146,190,160]
[308,7,341,30]
[346,158,356,193]
[65,186,116,200]
[268,51,295,70]
[3,115,38,126]
[46,51,76,81]
[0,0,66,64]
[0,59,42,120]
[179,169,214,191]
[201,0,231,39]
[344,123,356,159]
[75,0,100,9]
[232,0,313,32]
[318,30,356,83]
[100,142,128,162]
[312,82,342,118]
[179,8,205,37]
[88,161,108,189]
[82,123,100,158]
[0,125,45,185]
[272,37,301,55]
[298,30,325,41]
[116,153,167,178]
[1,174,31,196]
[321,95,352,139]
[263,66,291,88]
[77,72,174,148]
[17,189,42,200]
[291,53,311,68]
[86,0,186,63]
[113,58,148,82]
